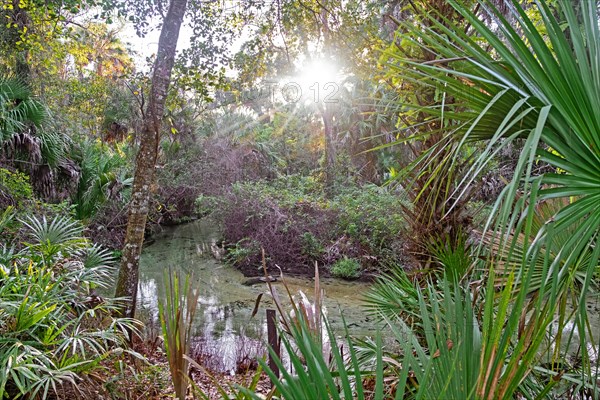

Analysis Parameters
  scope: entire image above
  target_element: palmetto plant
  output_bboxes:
[71,140,125,220]
[0,78,45,143]
[21,215,86,263]
[248,317,387,400]
[0,215,139,399]
[365,0,600,398]
[0,76,71,199]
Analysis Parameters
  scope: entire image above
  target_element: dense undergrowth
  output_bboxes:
[209,175,408,278]
[0,213,138,398]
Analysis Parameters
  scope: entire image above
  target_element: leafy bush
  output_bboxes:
[301,232,325,259]
[0,167,34,208]
[330,257,362,279]
[225,239,261,266]
[331,184,407,263]
[266,174,324,204]
[0,169,35,244]
[0,215,139,399]
[194,194,221,217]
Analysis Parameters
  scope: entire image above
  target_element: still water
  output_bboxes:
[137,219,375,372]
[135,219,600,376]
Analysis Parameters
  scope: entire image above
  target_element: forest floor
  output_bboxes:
[89,336,272,399]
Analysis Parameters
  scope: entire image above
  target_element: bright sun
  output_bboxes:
[297,59,340,87]
[281,59,340,105]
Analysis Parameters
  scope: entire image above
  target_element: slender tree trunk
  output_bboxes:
[319,0,336,195]
[322,107,336,192]
[10,0,31,84]
[115,0,188,318]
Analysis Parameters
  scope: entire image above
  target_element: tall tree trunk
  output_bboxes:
[319,0,336,195]
[115,0,188,319]
[402,0,468,268]
[321,105,336,193]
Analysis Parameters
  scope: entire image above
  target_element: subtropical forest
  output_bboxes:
[0,0,599,398]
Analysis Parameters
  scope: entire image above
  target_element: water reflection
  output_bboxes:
[137,219,373,373]
[136,219,600,377]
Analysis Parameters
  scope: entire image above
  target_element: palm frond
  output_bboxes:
[21,215,84,247]
[380,0,600,396]
[0,77,46,142]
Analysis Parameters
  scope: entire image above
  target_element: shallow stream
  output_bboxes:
[137,219,375,373]
[136,219,600,375]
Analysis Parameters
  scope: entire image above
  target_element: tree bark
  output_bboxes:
[321,106,336,193]
[8,0,31,83]
[319,0,337,195]
[115,0,188,318]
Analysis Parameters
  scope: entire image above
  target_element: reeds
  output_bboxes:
[158,270,200,400]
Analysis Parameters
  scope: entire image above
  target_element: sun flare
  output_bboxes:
[297,59,340,88]
[278,59,341,105]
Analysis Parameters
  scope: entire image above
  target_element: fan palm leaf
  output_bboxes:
[0,78,46,142]
[378,0,600,397]
[72,140,123,220]
[21,215,87,265]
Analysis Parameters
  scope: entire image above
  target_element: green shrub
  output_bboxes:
[301,232,324,259]
[330,257,362,279]
[0,167,34,207]
[225,239,261,266]
[231,175,325,208]
[269,174,323,202]
[194,194,220,217]
[331,184,406,254]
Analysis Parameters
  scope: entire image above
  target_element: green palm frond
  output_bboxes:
[0,77,46,142]
[388,0,600,233]
[21,215,84,247]
[37,129,68,168]
[72,140,124,220]
[388,276,482,399]
[240,314,385,400]
[20,215,87,264]
[377,0,600,397]
[364,265,421,324]
[79,244,115,270]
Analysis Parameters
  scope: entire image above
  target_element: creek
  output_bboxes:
[135,219,600,376]
[136,219,375,373]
